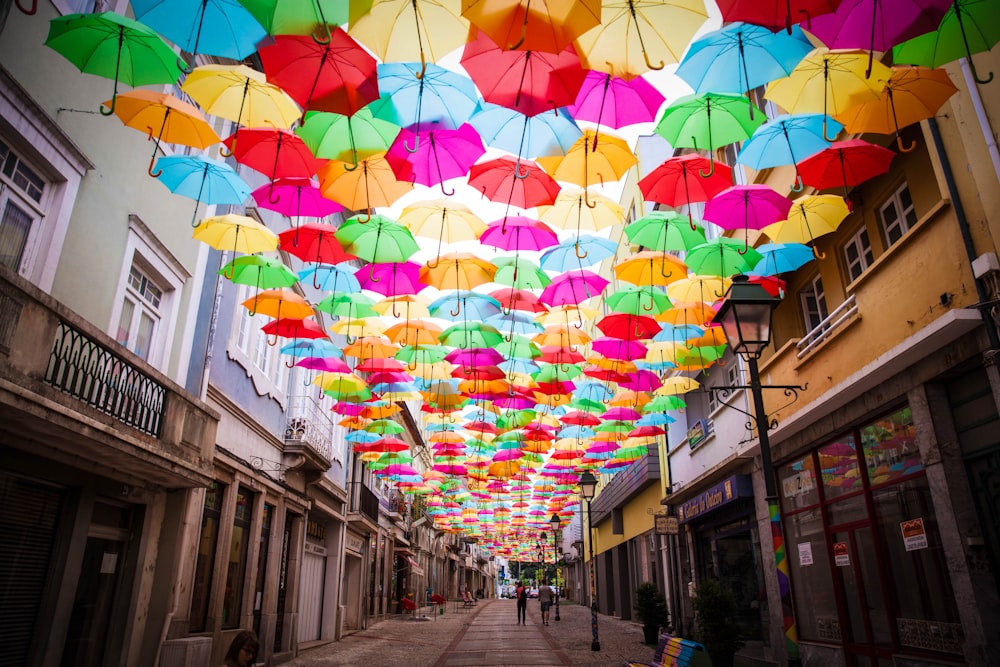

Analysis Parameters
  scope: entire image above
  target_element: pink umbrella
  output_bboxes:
[480,217,559,251]
[295,356,353,373]
[568,70,665,133]
[591,337,648,361]
[445,347,505,367]
[704,184,793,250]
[252,177,343,218]
[354,261,426,296]
[385,123,485,195]
[602,407,642,421]
[620,369,663,392]
[539,269,610,308]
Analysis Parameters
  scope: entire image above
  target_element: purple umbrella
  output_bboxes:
[252,177,343,218]
[539,269,610,308]
[385,123,485,195]
[355,261,426,297]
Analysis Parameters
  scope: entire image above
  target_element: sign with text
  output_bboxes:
[655,515,679,535]
[833,541,851,567]
[798,542,813,566]
[676,475,753,524]
[901,518,929,551]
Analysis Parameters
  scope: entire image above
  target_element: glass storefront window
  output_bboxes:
[222,487,252,629]
[819,436,863,500]
[862,407,923,487]
[190,481,223,633]
[780,455,819,510]
[786,508,839,642]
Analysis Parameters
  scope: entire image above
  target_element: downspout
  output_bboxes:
[927,117,1000,353]
[959,59,1000,185]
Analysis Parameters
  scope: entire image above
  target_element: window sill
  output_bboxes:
[845,199,951,295]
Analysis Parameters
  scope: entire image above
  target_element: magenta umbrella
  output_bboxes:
[620,369,663,392]
[354,261,426,297]
[480,217,559,252]
[539,269,609,309]
[385,123,485,195]
[295,356,353,373]
[602,407,642,421]
[252,177,343,218]
[703,184,793,251]
[445,347,505,369]
[591,337,648,361]
[568,70,665,138]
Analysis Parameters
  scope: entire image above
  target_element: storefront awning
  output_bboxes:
[405,555,425,576]
[395,547,415,558]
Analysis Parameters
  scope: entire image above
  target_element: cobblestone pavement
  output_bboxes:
[285,598,656,666]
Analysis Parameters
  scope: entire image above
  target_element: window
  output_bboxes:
[190,481,223,633]
[880,182,917,247]
[800,274,828,333]
[843,226,873,282]
[708,362,741,413]
[223,487,253,629]
[229,283,291,404]
[0,138,45,273]
[115,263,164,361]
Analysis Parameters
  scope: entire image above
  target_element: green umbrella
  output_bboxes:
[45,12,181,116]
[219,255,298,290]
[533,364,583,382]
[296,109,400,168]
[395,345,448,365]
[892,0,998,85]
[654,92,764,176]
[496,335,542,360]
[315,292,378,319]
[685,237,763,277]
[625,211,707,253]
[365,419,406,435]
[440,322,504,350]
[605,285,672,316]
[335,214,420,264]
[237,0,349,42]
[644,395,687,412]
[493,256,552,290]
[569,397,606,414]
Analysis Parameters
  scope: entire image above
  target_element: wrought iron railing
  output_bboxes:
[359,483,379,522]
[44,319,165,437]
[796,294,858,358]
[284,394,333,460]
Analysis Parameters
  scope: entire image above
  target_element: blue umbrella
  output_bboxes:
[636,412,676,426]
[279,338,342,359]
[346,430,381,443]
[154,154,251,226]
[428,291,503,321]
[498,358,540,375]
[298,263,362,293]
[374,63,480,147]
[736,114,844,191]
[540,235,620,271]
[653,323,704,343]
[676,23,813,100]
[468,102,582,159]
[748,243,815,276]
[485,311,544,336]
[132,0,266,70]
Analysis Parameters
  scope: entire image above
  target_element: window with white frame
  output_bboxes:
[707,361,742,413]
[843,226,874,282]
[800,274,829,333]
[115,263,164,362]
[229,283,290,404]
[880,182,917,247]
[0,138,46,274]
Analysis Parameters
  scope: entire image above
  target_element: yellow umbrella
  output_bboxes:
[656,376,700,395]
[348,0,469,77]
[531,325,592,347]
[574,0,708,79]
[614,251,688,287]
[536,130,637,195]
[761,194,850,258]
[538,189,624,233]
[765,49,892,141]
[318,153,413,216]
[666,276,731,305]
[194,214,279,261]
[644,341,683,367]
[181,64,301,130]
[107,90,219,177]
[372,294,431,320]
[408,360,455,381]
[399,199,487,261]
[313,371,368,393]
[462,0,601,53]
[330,318,387,338]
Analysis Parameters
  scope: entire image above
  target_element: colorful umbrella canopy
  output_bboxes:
[318,152,414,213]
[252,178,343,219]
[224,127,325,182]
[797,139,896,197]
[748,243,817,276]
[336,215,421,265]
[716,0,842,33]
[348,0,469,76]
[182,63,302,130]
[568,70,666,129]
[385,124,486,193]
[237,0,348,39]
[467,156,562,210]
[638,154,733,221]
[468,103,583,158]
[703,184,793,247]
[193,214,279,257]
[132,0,267,66]
[892,0,999,85]
[737,113,845,190]
[762,194,851,256]
[375,62,480,132]
[154,154,251,225]
[461,0,602,54]
[295,109,401,166]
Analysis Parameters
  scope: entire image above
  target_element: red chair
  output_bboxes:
[401,597,417,613]
[430,594,447,605]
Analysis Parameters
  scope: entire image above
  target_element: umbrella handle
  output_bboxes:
[791,173,804,192]
[896,135,917,153]
[642,51,664,72]
[358,210,372,223]
[268,183,281,204]
[508,19,528,50]
[15,0,37,13]
[513,158,531,179]
[312,22,333,45]
[698,155,715,178]
[970,62,994,85]
[220,133,236,157]
[344,153,360,171]
[147,153,163,178]
[583,189,597,209]
[404,135,421,153]
[575,242,589,260]
[812,245,826,260]
[286,358,297,370]
[450,304,461,317]
[368,263,381,283]
[439,182,456,196]
[822,116,838,143]
[99,93,117,117]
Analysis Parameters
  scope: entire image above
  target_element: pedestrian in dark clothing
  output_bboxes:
[222,630,259,667]
[515,580,528,625]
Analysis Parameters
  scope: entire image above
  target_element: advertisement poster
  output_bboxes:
[901,517,929,552]
[833,541,851,567]
[797,542,813,566]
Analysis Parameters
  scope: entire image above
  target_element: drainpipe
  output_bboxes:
[928,117,1000,353]
[959,59,1000,185]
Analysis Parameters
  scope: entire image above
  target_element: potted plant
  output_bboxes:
[692,579,745,667]
[634,582,670,645]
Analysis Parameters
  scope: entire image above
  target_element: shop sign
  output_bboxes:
[305,541,327,557]
[797,542,813,566]
[676,475,752,524]
[346,533,365,555]
[901,517,928,551]
[833,541,850,567]
[655,515,679,535]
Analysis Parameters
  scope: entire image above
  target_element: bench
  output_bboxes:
[623,633,712,667]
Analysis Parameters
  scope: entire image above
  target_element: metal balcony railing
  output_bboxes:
[45,320,165,437]
[349,481,380,522]
[796,294,858,358]
[284,394,333,461]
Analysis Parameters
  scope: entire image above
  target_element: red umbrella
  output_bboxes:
[717,0,844,33]
[467,155,561,209]
[638,154,733,227]
[539,269,609,308]
[489,288,547,313]
[480,217,559,252]
[259,31,379,117]
[461,29,587,117]
[279,222,357,267]
[596,313,661,340]
[385,124,485,195]
[223,128,325,184]
[540,346,586,364]
[261,317,327,345]
[797,139,896,199]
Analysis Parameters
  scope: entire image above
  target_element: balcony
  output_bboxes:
[347,481,380,530]
[0,267,217,488]
[283,394,334,472]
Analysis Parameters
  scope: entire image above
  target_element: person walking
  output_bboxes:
[538,579,555,626]
[221,630,259,667]
[515,580,528,625]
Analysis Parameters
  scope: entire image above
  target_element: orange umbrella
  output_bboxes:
[655,301,717,326]
[614,251,689,287]
[536,130,637,202]
[241,288,313,319]
[419,252,497,290]
[834,65,958,153]
[342,336,400,359]
[462,0,602,53]
[317,152,413,217]
[384,319,443,347]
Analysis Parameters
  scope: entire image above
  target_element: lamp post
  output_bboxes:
[549,512,561,621]
[580,470,600,651]
[714,275,801,665]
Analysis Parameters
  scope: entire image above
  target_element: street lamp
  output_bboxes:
[549,512,561,621]
[580,470,600,652]
[714,274,800,665]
